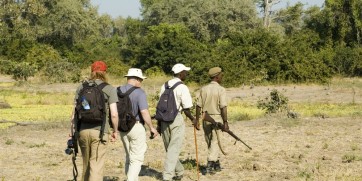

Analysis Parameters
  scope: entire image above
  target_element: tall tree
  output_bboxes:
[305,0,362,47]
[141,0,260,42]
[274,2,304,35]
[257,0,281,29]
[39,0,100,47]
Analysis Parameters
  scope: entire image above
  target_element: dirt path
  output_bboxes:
[0,115,361,181]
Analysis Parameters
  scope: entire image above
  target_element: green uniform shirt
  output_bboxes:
[196,81,227,114]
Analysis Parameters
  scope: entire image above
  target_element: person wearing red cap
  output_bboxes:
[70,60,119,181]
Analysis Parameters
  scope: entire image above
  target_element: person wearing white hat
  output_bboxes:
[158,63,198,181]
[118,68,159,181]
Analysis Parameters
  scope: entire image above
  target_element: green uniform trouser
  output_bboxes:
[120,122,147,181]
[203,114,222,162]
[161,113,185,180]
[78,129,108,181]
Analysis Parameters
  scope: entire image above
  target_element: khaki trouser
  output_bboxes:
[203,114,222,162]
[78,129,108,181]
[120,122,147,181]
[161,113,185,180]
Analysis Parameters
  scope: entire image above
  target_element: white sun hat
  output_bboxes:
[124,68,147,79]
[172,63,191,74]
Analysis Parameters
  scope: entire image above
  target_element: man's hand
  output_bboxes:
[149,127,159,139]
[223,122,229,131]
[192,118,200,130]
[110,131,118,142]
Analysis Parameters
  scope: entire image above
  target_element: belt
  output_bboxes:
[203,112,220,115]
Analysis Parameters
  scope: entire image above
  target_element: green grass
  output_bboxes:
[0,89,73,129]
[228,101,265,121]
[1,77,362,129]
[292,103,362,118]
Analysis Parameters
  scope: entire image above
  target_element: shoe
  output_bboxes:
[206,161,215,175]
[214,160,221,172]
[173,175,183,180]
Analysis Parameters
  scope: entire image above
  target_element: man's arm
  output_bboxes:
[140,109,159,138]
[109,103,119,141]
[184,108,200,130]
[220,106,229,131]
[195,105,201,128]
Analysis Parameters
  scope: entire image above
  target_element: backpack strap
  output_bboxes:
[97,82,108,90]
[165,81,183,90]
[117,86,139,97]
[117,86,140,118]
[96,82,108,142]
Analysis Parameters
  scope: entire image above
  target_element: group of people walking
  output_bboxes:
[69,61,230,181]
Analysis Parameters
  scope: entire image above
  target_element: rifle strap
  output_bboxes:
[97,82,108,142]
[215,129,227,155]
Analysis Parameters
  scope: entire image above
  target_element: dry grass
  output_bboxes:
[0,75,362,180]
[0,116,361,181]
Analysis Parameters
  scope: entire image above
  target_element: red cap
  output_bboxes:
[91,61,107,72]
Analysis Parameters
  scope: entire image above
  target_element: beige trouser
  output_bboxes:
[161,113,185,180]
[203,114,222,162]
[120,122,147,181]
[78,129,108,181]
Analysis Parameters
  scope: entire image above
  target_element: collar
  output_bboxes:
[172,77,182,82]
[210,81,219,85]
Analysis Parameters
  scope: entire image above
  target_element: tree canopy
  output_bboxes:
[0,0,361,85]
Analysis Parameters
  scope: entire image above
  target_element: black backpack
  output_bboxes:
[75,82,108,124]
[116,86,139,132]
[155,81,183,122]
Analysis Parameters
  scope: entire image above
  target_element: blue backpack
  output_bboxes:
[155,81,183,122]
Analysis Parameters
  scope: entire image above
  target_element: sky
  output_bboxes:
[90,0,325,19]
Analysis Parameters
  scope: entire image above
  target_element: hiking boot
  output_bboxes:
[214,160,221,172]
[206,161,215,175]
[173,175,183,180]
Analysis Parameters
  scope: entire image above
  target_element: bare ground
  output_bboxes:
[0,78,362,181]
[0,114,361,181]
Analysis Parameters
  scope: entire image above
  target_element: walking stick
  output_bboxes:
[193,126,200,181]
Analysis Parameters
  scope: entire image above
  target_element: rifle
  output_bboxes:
[203,112,252,150]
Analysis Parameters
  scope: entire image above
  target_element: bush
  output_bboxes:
[43,59,80,83]
[257,89,289,114]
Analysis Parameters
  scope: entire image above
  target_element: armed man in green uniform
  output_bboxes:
[196,67,229,175]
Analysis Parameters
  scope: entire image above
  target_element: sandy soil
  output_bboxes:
[0,77,361,181]
[0,115,361,181]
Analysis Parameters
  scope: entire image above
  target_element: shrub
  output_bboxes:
[43,59,80,83]
[257,89,289,114]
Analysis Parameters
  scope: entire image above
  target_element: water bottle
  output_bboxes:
[81,96,90,110]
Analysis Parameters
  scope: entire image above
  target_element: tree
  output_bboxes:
[274,2,304,35]
[141,0,260,42]
[125,23,210,83]
[257,0,281,29]
[39,0,100,47]
[305,0,362,47]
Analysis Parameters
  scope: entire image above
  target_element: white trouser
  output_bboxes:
[120,122,147,181]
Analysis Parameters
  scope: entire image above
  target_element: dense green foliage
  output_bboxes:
[0,0,361,85]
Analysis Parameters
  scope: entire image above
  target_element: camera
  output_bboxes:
[64,138,74,155]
